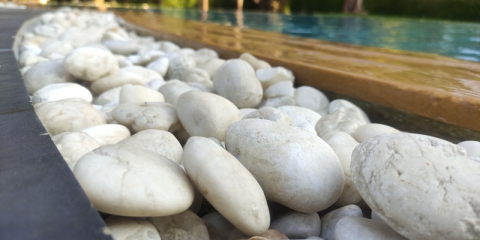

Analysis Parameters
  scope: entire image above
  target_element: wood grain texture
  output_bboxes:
[116,11,480,132]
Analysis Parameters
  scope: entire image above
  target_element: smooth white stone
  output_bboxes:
[213,59,263,108]
[315,108,367,137]
[34,23,64,38]
[102,27,129,41]
[320,204,363,240]
[80,124,130,146]
[181,67,211,85]
[135,49,165,66]
[256,67,294,90]
[160,52,181,61]
[278,105,322,134]
[193,48,218,65]
[334,217,407,240]
[102,40,140,55]
[322,131,362,206]
[158,80,196,106]
[91,71,149,95]
[40,12,55,24]
[59,27,104,48]
[351,133,480,240]
[226,119,345,213]
[112,102,179,133]
[352,123,399,143]
[20,66,31,75]
[371,211,383,222]
[83,43,110,51]
[105,216,161,240]
[264,81,294,98]
[202,212,235,240]
[187,81,214,93]
[458,140,480,158]
[74,145,194,217]
[35,98,106,135]
[149,210,209,240]
[147,57,169,77]
[159,41,180,52]
[20,44,42,55]
[117,56,134,68]
[52,132,100,170]
[23,59,75,94]
[21,34,51,48]
[176,91,242,141]
[118,129,183,164]
[328,99,370,123]
[294,86,330,115]
[167,55,196,80]
[94,87,121,106]
[144,79,166,91]
[40,40,73,59]
[198,57,225,78]
[183,137,270,235]
[119,84,165,103]
[270,211,321,239]
[203,218,222,240]
[260,82,295,108]
[176,48,195,56]
[239,108,257,117]
[18,51,48,68]
[122,66,163,82]
[261,95,296,108]
[239,53,271,70]
[32,83,92,104]
[243,107,292,126]
[100,103,119,124]
[63,47,118,82]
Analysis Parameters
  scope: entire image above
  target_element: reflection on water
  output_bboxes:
[156,9,480,62]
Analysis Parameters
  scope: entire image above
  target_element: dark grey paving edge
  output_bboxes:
[0,9,112,240]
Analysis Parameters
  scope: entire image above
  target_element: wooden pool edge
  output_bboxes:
[115,11,480,142]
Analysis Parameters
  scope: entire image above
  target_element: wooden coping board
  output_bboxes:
[115,10,480,134]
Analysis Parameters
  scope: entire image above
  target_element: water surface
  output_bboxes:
[156,9,480,62]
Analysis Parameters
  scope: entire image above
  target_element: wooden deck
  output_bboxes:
[116,10,480,134]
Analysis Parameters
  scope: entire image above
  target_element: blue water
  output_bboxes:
[155,9,480,62]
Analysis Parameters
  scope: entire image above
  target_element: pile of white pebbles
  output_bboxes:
[18,8,480,240]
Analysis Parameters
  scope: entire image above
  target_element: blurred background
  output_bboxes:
[4,0,479,62]
[9,0,480,23]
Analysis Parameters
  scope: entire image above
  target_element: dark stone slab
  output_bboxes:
[0,9,113,240]
[0,110,111,240]
[0,51,33,115]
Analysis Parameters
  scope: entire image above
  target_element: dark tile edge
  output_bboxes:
[0,9,112,240]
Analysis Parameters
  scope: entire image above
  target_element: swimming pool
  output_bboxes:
[155,9,480,62]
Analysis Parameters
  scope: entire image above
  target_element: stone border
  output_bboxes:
[0,9,112,240]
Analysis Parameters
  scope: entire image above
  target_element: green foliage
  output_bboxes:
[161,0,197,8]
[286,0,480,22]
[290,0,343,13]
[210,0,236,9]
[363,0,480,22]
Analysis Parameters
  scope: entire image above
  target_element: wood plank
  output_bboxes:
[116,11,480,132]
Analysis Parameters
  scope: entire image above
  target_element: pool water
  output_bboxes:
[156,9,480,62]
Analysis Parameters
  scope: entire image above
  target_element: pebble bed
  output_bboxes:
[17,7,480,240]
